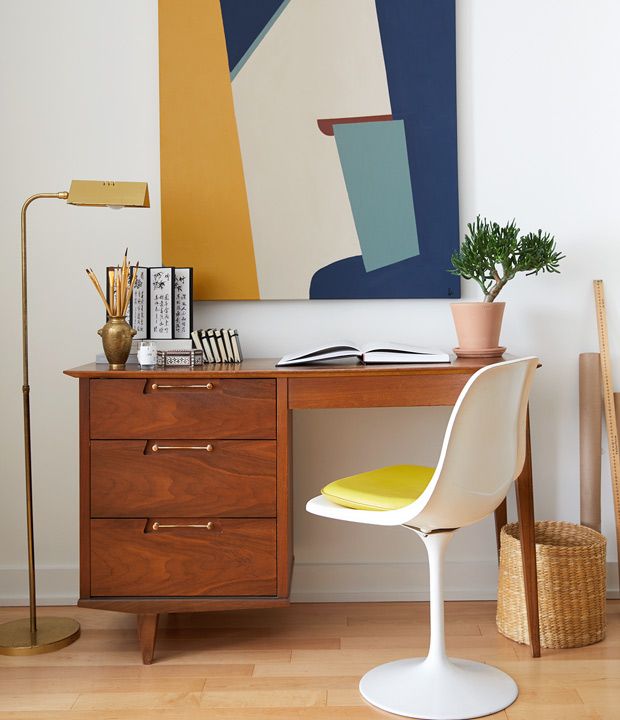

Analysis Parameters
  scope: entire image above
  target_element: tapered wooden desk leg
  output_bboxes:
[514,412,541,658]
[137,614,159,665]
[494,500,508,561]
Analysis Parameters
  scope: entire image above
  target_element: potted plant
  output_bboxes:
[449,216,564,356]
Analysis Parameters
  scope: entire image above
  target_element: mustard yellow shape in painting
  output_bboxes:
[321,464,435,511]
[159,0,259,299]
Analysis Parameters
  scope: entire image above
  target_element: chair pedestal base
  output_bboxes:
[359,656,518,720]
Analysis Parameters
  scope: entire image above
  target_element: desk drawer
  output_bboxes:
[91,518,276,597]
[90,440,276,517]
[288,374,467,409]
[90,379,276,439]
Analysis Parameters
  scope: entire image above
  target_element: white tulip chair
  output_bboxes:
[306,356,539,719]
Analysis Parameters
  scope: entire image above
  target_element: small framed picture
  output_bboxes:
[149,267,174,339]
[173,268,193,339]
[129,266,148,339]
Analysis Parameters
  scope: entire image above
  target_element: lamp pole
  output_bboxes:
[20,193,70,637]
[0,193,81,654]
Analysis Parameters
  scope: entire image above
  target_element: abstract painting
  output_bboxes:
[159,0,459,300]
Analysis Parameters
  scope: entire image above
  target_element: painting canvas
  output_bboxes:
[159,0,460,300]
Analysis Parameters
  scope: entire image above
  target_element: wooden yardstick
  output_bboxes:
[593,279,620,587]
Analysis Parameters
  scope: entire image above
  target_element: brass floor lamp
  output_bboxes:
[0,180,149,655]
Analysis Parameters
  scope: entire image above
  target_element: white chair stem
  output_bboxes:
[416,528,454,665]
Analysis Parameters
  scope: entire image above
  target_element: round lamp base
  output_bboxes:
[0,617,80,656]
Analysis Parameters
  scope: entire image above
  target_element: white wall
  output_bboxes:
[1,0,618,605]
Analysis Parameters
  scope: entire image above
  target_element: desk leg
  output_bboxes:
[494,500,507,561]
[515,411,541,658]
[137,613,159,665]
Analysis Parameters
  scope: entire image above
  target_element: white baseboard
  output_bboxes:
[290,561,502,602]
[1,562,618,606]
[291,561,620,602]
[0,567,78,606]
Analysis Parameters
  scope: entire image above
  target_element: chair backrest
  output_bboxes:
[409,357,538,532]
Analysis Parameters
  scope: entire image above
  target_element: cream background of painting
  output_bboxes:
[0,0,619,604]
[231,0,392,299]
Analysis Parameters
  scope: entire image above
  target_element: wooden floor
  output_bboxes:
[0,601,618,719]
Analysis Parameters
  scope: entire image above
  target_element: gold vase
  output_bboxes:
[98,316,136,370]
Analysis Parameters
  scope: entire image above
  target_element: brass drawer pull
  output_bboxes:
[152,521,214,532]
[151,443,214,452]
[151,382,214,391]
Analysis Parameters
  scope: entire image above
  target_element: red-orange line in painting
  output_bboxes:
[316,114,394,136]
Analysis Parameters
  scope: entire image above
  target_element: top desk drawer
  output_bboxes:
[287,374,467,409]
[90,379,276,439]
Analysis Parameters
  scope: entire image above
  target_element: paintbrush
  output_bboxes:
[86,268,113,316]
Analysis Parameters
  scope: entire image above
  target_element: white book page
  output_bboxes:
[362,351,450,364]
[278,342,359,365]
[361,341,447,356]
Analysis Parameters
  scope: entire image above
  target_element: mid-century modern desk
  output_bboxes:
[65,358,540,663]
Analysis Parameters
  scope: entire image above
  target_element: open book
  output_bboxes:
[277,341,450,366]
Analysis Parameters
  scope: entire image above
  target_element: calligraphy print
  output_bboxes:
[129,267,148,339]
[149,267,174,339]
[173,267,193,339]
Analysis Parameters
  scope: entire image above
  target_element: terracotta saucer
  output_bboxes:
[453,346,507,359]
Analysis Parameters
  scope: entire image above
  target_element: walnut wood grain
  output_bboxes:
[137,613,159,664]
[90,378,276,439]
[65,356,505,380]
[288,374,468,409]
[90,440,276,517]
[79,379,91,599]
[494,499,508,561]
[78,596,291,613]
[90,518,277,597]
[515,410,541,658]
[276,378,293,597]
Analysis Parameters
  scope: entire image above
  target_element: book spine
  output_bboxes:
[215,328,228,363]
[229,329,242,362]
[199,330,214,363]
[207,329,221,362]
[222,328,234,363]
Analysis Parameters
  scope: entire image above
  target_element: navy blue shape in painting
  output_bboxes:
[219,0,287,74]
[310,0,460,299]
[310,255,458,300]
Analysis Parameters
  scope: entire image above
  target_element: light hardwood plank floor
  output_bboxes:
[0,601,618,719]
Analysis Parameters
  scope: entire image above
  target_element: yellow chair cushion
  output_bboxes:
[321,464,435,511]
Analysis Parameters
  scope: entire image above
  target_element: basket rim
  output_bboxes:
[501,520,606,549]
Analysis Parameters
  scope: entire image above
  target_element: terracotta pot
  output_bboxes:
[450,302,506,356]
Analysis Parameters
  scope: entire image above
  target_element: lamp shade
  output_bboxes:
[66,180,149,208]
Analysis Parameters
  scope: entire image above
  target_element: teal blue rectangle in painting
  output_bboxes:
[333,119,419,272]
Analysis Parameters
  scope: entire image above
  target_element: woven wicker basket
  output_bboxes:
[497,521,606,648]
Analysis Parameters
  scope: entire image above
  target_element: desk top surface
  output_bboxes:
[65,356,514,379]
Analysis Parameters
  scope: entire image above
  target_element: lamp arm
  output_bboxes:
[20,193,68,386]
[19,191,68,634]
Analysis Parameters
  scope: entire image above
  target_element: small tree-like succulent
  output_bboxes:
[450,216,564,302]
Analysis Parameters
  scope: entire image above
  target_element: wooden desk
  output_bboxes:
[65,358,540,662]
